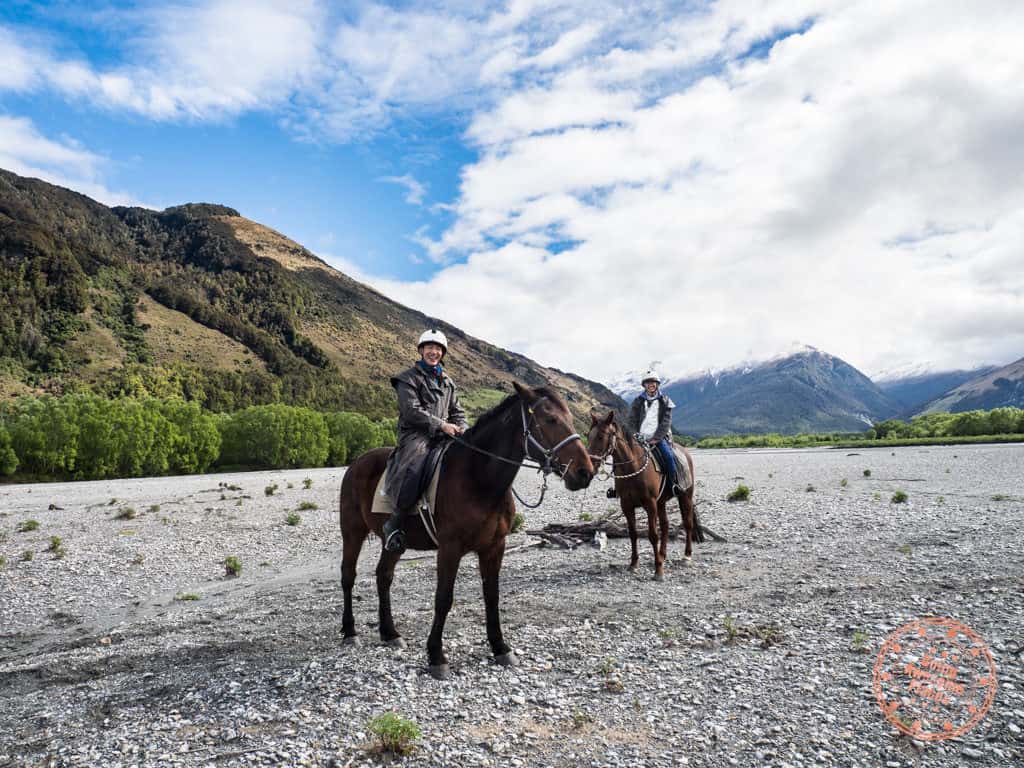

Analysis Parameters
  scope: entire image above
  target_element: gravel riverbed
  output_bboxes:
[1,444,1022,767]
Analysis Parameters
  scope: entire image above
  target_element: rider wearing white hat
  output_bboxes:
[381,328,468,551]
[628,369,679,490]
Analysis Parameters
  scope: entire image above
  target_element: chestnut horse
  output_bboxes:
[587,411,702,580]
[339,383,594,679]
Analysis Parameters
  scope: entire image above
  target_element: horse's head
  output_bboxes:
[587,410,622,466]
[513,382,594,491]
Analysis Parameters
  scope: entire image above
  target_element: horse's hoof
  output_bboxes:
[383,637,406,649]
[494,652,518,668]
[342,635,360,647]
[428,664,450,681]
[653,572,665,582]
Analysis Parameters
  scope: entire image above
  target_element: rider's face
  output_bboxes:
[644,380,659,396]
[420,343,444,366]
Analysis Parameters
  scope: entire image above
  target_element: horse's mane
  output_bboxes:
[463,385,566,440]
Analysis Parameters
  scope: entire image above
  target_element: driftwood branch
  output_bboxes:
[527,520,727,545]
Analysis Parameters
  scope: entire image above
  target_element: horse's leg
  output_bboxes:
[622,500,639,571]
[341,525,366,645]
[657,496,670,563]
[679,487,695,559]
[642,497,664,581]
[376,547,405,647]
[426,545,463,679]
[478,540,515,666]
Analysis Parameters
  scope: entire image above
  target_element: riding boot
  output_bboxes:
[382,507,407,552]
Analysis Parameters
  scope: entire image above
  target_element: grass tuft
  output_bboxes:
[224,555,242,577]
[891,490,908,504]
[297,500,318,511]
[726,484,750,502]
[511,512,525,533]
[115,507,137,520]
[286,513,301,526]
[863,469,871,477]
[367,713,420,755]
[17,519,39,533]
[264,484,278,497]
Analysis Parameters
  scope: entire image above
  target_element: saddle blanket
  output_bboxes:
[669,444,694,492]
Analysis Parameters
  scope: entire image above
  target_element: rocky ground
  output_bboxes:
[1,444,1022,768]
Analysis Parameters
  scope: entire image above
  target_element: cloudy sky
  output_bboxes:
[2,0,1023,384]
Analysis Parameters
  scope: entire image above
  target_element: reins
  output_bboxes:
[449,398,582,509]
[589,430,652,480]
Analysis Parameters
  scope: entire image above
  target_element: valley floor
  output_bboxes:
[1,445,1022,767]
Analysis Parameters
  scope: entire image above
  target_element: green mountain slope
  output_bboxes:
[0,168,623,422]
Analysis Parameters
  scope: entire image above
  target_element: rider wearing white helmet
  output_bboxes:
[627,369,679,491]
[382,328,469,551]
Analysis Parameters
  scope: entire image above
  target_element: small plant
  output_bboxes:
[264,484,278,497]
[599,656,617,675]
[723,615,738,644]
[872,492,882,500]
[727,484,750,502]
[840,478,848,487]
[115,507,137,520]
[286,513,301,526]
[303,477,313,489]
[131,553,144,565]
[570,710,594,729]
[0,556,5,568]
[147,504,160,513]
[850,630,869,653]
[47,536,65,559]
[235,499,243,507]
[297,501,318,511]
[287,482,294,489]
[657,627,677,641]
[367,713,420,755]
[863,469,871,477]
[991,494,1008,501]
[21,550,34,562]
[891,490,908,504]
[17,519,39,533]
[898,544,912,556]
[175,592,200,601]
[938,496,945,504]
[579,512,593,522]
[805,484,815,493]
[511,512,525,533]
[108,498,118,505]
[224,555,242,577]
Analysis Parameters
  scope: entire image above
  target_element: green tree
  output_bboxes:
[0,423,18,475]
[217,404,328,469]
[324,411,379,466]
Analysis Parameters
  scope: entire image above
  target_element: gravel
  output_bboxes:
[1,444,1022,767]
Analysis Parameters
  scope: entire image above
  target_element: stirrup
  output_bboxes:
[383,527,404,552]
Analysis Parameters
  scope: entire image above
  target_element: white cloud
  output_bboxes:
[0,116,141,207]
[379,174,428,206]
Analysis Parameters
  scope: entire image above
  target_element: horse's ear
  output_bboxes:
[604,411,616,425]
[512,381,534,401]
[590,410,599,426]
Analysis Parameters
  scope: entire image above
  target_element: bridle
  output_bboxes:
[588,424,651,480]
[450,396,584,508]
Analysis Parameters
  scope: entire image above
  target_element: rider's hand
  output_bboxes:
[441,423,463,437]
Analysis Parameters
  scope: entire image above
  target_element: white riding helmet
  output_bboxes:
[418,328,448,355]
[641,369,661,385]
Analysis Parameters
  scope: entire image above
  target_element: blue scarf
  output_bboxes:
[643,388,661,402]
[417,359,444,379]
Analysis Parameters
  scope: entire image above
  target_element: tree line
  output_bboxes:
[693,407,1024,449]
[0,393,397,481]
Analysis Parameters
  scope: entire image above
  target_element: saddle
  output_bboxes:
[372,444,448,520]
[649,442,694,493]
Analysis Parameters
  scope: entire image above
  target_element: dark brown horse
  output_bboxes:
[339,382,594,679]
[587,411,702,580]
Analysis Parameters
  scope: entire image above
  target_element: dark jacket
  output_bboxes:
[628,393,673,442]
[383,364,468,506]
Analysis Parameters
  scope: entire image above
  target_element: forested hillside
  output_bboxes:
[0,169,622,423]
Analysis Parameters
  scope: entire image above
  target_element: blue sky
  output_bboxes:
[2,1,1023,382]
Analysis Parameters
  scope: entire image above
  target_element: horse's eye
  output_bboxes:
[545,417,558,426]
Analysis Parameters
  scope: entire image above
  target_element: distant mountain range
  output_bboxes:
[0,168,623,424]
[609,348,1022,437]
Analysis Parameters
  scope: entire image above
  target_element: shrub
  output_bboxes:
[850,631,869,653]
[47,536,63,552]
[264,484,278,496]
[840,478,848,487]
[891,490,908,504]
[324,411,379,466]
[511,512,525,533]
[863,469,871,477]
[0,424,18,476]
[367,713,420,755]
[224,555,242,577]
[302,477,313,489]
[286,513,301,526]
[175,592,200,601]
[805,485,815,493]
[17,519,39,533]
[297,500,318,511]
[21,550,34,562]
[116,507,137,520]
[727,484,750,502]
[218,404,329,469]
